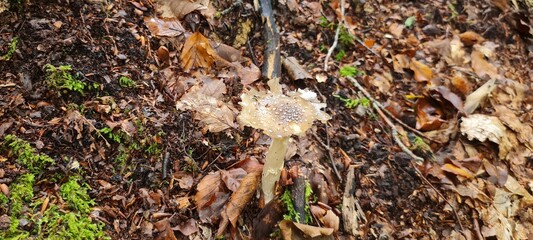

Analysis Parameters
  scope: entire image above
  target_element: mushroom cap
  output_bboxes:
[238,88,331,138]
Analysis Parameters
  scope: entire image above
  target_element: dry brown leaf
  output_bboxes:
[389,22,404,38]
[415,98,445,131]
[144,17,185,37]
[194,172,231,223]
[157,46,170,66]
[392,54,410,72]
[279,219,334,240]
[503,175,533,207]
[410,59,433,83]
[451,73,473,96]
[494,105,533,146]
[172,219,198,236]
[233,62,261,85]
[181,32,217,72]
[155,0,209,19]
[441,163,475,179]
[471,50,498,79]
[217,169,261,235]
[464,78,497,114]
[455,182,491,202]
[459,31,484,46]
[176,78,237,133]
[433,86,464,112]
[154,218,177,240]
[221,168,247,192]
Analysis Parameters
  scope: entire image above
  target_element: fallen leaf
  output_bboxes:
[415,98,445,131]
[279,220,334,239]
[389,22,404,38]
[217,169,261,235]
[154,218,177,240]
[144,17,185,37]
[195,172,231,223]
[433,86,464,112]
[460,31,484,46]
[172,219,198,236]
[221,168,247,192]
[155,0,209,19]
[441,163,475,179]
[504,176,533,207]
[471,50,498,79]
[176,77,237,133]
[234,62,261,85]
[410,59,433,83]
[451,73,473,96]
[494,105,533,146]
[181,32,218,72]
[464,78,497,114]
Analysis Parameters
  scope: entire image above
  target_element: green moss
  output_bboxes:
[2,217,31,240]
[8,173,35,216]
[118,76,136,88]
[37,205,107,240]
[2,135,56,173]
[333,95,370,109]
[281,181,314,224]
[339,65,364,78]
[339,26,354,47]
[1,37,19,60]
[45,64,86,95]
[60,176,95,214]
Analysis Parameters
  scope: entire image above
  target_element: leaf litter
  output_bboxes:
[0,0,532,239]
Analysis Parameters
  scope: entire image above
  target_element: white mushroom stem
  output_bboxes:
[262,136,289,204]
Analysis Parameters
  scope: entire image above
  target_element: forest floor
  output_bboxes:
[0,0,532,239]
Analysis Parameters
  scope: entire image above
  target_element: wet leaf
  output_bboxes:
[181,32,218,72]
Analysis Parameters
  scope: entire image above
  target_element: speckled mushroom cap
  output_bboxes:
[238,87,331,138]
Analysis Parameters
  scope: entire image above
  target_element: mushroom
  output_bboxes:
[238,78,330,204]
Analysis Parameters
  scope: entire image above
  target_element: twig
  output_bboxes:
[346,76,464,232]
[0,83,17,88]
[312,85,341,181]
[220,0,243,16]
[323,0,344,71]
[353,36,379,57]
[312,132,341,181]
[163,151,170,179]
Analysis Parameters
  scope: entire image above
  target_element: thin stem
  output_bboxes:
[262,136,289,204]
